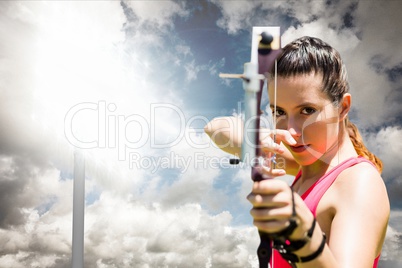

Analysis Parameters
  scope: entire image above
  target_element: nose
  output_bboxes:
[286,116,302,139]
[288,127,301,139]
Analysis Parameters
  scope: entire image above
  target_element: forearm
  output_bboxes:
[279,197,338,268]
[204,116,242,157]
[204,116,300,174]
[293,223,338,268]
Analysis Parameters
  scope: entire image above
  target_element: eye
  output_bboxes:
[272,108,286,117]
[301,107,316,115]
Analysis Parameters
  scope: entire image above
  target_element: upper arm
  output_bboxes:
[327,164,389,267]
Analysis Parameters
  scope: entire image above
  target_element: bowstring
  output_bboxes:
[272,59,278,170]
[271,59,279,267]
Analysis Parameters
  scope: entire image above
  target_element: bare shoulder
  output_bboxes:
[322,161,390,263]
[332,161,388,202]
[318,161,389,230]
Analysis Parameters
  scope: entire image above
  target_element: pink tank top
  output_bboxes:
[270,156,380,268]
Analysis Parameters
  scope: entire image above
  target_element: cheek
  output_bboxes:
[275,118,287,130]
[301,118,339,146]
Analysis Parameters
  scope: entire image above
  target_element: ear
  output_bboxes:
[339,93,351,121]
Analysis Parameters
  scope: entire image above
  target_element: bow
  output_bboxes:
[220,27,282,268]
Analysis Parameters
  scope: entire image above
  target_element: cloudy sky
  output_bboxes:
[0,0,401,267]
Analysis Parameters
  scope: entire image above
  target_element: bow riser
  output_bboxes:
[241,62,260,165]
[218,26,282,268]
[241,27,281,168]
[248,27,281,268]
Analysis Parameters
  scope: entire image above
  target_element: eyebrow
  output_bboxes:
[269,102,317,110]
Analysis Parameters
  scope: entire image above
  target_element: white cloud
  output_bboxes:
[213,0,402,128]
[211,0,258,35]
[381,210,402,263]
[122,0,190,50]
[212,0,344,35]
[124,0,189,30]
[355,0,402,68]
[364,126,402,179]
[211,1,402,265]
[350,0,402,127]
[0,179,259,267]
[141,129,235,211]
[83,194,259,267]
[1,1,400,267]
[0,2,260,267]
[364,126,402,208]
[281,19,360,51]
[0,160,73,266]
[184,60,203,82]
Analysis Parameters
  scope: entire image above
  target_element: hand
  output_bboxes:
[259,128,299,176]
[247,179,314,240]
[259,128,296,155]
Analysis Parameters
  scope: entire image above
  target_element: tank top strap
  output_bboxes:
[293,156,374,216]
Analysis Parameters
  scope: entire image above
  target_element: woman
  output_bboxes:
[204,36,389,267]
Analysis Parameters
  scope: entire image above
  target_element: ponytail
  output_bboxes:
[345,117,383,173]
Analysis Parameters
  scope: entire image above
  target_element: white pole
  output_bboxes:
[72,149,85,268]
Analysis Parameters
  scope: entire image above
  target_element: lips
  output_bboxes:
[289,144,309,153]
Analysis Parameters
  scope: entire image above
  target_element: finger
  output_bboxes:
[250,205,293,220]
[253,219,291,233]
[261,140,286,154]
[247,192,291,209]
[250,179,291,195]
[256,165,286,177]
[260,131,284,152]
[271,129,297,146]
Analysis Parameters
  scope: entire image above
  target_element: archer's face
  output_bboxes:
[268,73,341,166]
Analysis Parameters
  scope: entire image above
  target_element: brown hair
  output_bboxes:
[272,36,383,172]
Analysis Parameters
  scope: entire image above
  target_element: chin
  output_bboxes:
[291,149,324,167]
